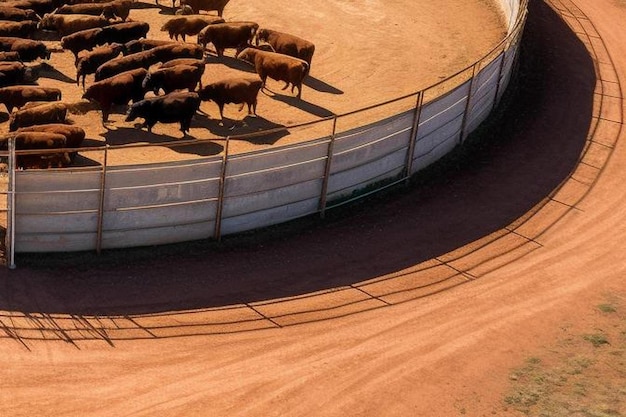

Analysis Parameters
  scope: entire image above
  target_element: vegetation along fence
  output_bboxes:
[1,0,528,267]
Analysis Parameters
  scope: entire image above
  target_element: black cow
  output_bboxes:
[125,91,200,134]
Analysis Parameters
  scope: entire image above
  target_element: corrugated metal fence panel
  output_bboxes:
[417,81,471,140]
[14,170,101,249]
[226,138,330,176]
[411,112,464,175]
[100,220,216,249]
[220,197,320,236]
[465,55,503,134]
[333,111,414,154]
[16,231,98,252]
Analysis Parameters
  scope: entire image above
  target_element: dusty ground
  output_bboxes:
[2,0,626,416]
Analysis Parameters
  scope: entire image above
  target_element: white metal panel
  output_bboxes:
[221,197,320,235]
[103,199,218,230]
[100,221,216,249]
[326,166,405,202]
[105,178,220,210]
[227,140,330,176]
[16,169,102,192]
[16,232,97,252]
[16,212,98,233]
[413,113,464,159]
[333,111,414,153]
[222,178,323,218]
[327,148,407,194]
[16,190,100,213]
[417,88,469,140]
[331,128,411,173]
[225,158,326,197]
[106,157,223,188]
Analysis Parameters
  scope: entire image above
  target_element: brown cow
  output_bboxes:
[99,21,150,45]
[179,0,229,16]
[95,43,203,81]
[197,21,258,57]
[60,27,105,63]
[37,12,112,36]
[56,0,133,21]
[0,37,50,61]
[160,15,223,42]
[17,123,86,162]
[142,64,204,95]
[124,38,175,55]
[82,67,148,122]
[237,47,308,98]
[0,20,38,38]
[0,51,21,61]
[255,28,315,75]
[3,0,60,17]
[0,131,69,169]
[0,61,30,87]
[0,5,40,22]
[9,101,67,131]
[197,76,262,122]
[0,85,61,112]
[76,42,125,89]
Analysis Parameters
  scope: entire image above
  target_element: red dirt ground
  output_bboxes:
[1,0,625,416]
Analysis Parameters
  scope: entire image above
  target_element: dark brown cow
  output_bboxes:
[0,37,50,61]
[96,43,203,81]
[0,20,38,38]
[197,21,258,57]
[123,38,175,55]
[237,47,308,98]
[3,0,60,17]
[37,12,112,36]
[76,42,125,89]
[0,85,61,112]
[142,64,204,95]
[9,101,67,131]
[125,91,200,134]
[60,27,105,63]
[99,21,150,45]
[160,15,223,41]
[0,5,39,22]
[82,67,148,122]
[0,131,69,169]
[0,61,29,87]
[255,28,315,75]
[179,0,229,16]
[56,0,133,21]
[17,123,86,162]
[197,76,262,122]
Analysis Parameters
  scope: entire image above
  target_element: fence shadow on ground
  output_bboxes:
[0,1,600,324]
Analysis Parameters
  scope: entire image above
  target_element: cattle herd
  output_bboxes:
[0,0,316,169]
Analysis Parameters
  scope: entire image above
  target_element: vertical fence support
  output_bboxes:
[492,49,508,111]
[6,136,16,269]
[214,136,230,242]
[96,145,108,255]
[405,91,424,182]
[460,64,478,143]
[318,116,338,219]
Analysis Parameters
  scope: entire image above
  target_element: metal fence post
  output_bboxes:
[405,91,424,181]
[6,136,16,269]
[214,136,230,241]
[318,116,338,218]
[96,144,108,254]
[460,64,478,143]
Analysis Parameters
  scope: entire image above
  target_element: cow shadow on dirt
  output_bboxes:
[304,76,343,95]
[103,126,223,156]
[33,62,76,84]
[133,0,173,13]
[267,92,335,119]
[193,114,289,145]
[205,54,256,73]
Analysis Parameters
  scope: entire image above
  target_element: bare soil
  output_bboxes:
[2,0,625,416]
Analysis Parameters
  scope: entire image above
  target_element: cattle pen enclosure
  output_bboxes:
[0,0,526,266]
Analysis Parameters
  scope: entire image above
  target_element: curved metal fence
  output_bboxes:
[1,0,528,266]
